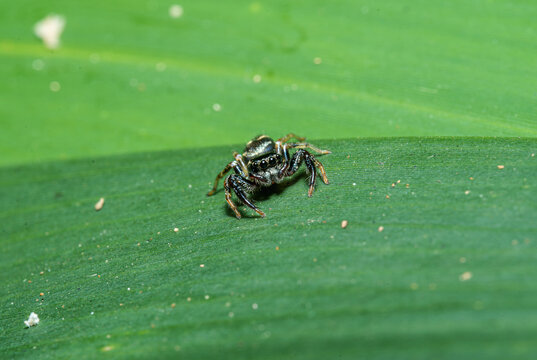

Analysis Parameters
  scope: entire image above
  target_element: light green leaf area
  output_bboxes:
[1,0,537,165]
[1,138,536,359]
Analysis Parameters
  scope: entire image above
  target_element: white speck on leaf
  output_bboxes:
[24,312,40,327]
[34,14,65,49]
[169,5,184,18]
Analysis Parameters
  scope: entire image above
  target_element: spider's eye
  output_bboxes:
[250,164,257,172]
[260,160,268,170]
[269,156,276,166]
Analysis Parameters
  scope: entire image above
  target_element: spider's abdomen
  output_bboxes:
[243,135,275,161]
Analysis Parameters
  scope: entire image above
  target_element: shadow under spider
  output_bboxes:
[223,171,308,219]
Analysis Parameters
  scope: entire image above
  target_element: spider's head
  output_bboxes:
[243,135,286,184]
[248,154,285,184]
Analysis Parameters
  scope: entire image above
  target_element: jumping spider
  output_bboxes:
[207,133,331,219]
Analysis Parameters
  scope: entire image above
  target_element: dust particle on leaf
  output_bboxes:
[95,197,105,211]
[460,271,472,281]
[49,81,61,92]
[497,165,505,169]
[24,312,39,327]
[34,14,65,50]
[169,4,183,18]
[341,220,348,229]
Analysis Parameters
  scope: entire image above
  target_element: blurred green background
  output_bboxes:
[1,0,536,166]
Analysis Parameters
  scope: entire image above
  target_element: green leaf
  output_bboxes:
[1,1,537,165]
[2,137,536,359]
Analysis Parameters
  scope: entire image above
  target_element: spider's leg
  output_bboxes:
[287,142,331,155]
[233,152,249,177]
[225,175,266,219]
[208,152,249,196]
[286,149,329,197]
[286,142,330,184]
[305,155,318,197]
[277,133,306,144]
[313,157,330,185]
[276,142,291,177]
[207,162,233,196]
[224,176,242,219]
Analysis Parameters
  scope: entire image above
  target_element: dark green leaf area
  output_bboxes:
[1,137,536,359]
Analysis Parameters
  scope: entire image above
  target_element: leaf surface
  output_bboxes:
[1,137,536,359]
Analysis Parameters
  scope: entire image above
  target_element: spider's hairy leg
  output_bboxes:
[313,157,330,185]
[278,133,306,144]
[287,143,330,185]
[288,142,331,155]
[286,149,329,197]
[207,162,233,196]
[224,176,242,219]
[225,175,266,219]
[305,156,318,197]
[208,152,249,196]
[233,152,249,177]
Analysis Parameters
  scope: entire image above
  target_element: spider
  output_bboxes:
[207,133,331,219]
